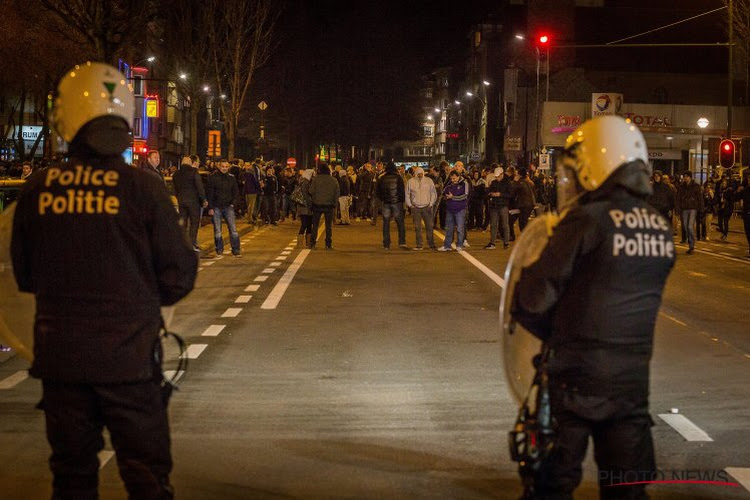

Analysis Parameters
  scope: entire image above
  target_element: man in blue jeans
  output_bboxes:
[207,160,241,257]
[376,162,407,249]
[675,170,703,255]
[439,170,470,251]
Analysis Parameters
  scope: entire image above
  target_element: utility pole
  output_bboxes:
[728,0,734,139]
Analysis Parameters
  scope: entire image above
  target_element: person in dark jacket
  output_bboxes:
[11,62,197,500]
[241,162,262,224]
[260,166,279,225]
[516,169,536,231]
[438,170,470,251]
[697,182,715,241]
[485,167,514,249]
[738,175,750,256]
[468,170,486,230]
[309,163,339,249]
[356,163,375,219]
[676,171,704,253]
[715,177,735,241]
[337,169,352,225]
[376,161,407,249]
[647,170,675,220]
[512,116,675,500]
[295,168,314,248]
[173,155,208,251]
[207,160,241,256]
[141,150,165,184]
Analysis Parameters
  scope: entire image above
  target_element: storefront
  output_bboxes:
[541,98,750,179]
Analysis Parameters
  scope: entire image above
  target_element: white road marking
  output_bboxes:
[215,255,224,260]
[262,268,275,274]
[688,271,707,277]
[163,370,185,383]
[274,256,287,261]
[254,275,269,282]
[197,268,204,272]
[245,284,260,292]
[0,371,28,390]
[261,250,312,310]
[720,252,733,256]
[221,308,242,318]
[658,414,713,441]
[433,230,505,288]
[726,245,739,250]
[235,295,252,303]
[284,247,294,251]
[201,324,226,337]
[725,468,750,492]
[203,260,216,266]
[98,450,115,470]
[182,344,207,359]
[269,262,282,267]
[659,312,688,327]
[281,251,291,255]
[675,243,750,265]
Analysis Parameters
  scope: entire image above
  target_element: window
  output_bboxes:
[424,88,433,99]
[422,126,433,137]
[133,117,142,137]
[474,31,481,47]
[132,76,143,96]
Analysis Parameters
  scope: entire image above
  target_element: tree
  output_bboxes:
[39,0,156,64]
[205,0,280,159]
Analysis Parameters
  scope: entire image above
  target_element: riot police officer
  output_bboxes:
[512,116,675,499]
[11,62,197,499]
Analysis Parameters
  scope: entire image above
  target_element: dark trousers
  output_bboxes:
[311,206,334,247]
[41,379,173,500]
[533,390,654,500]
[358,194,372,218]
[718,211,732,236]
[381,202,406,248]
[468,199,484,229]
[488,206,510,245]
[261,195,278,223]
[518,205,534,231]
[178,202,201,247]
[696,211,707,240]
[743,215,750,248]
[438,198,447,229]
[298,214,312,235]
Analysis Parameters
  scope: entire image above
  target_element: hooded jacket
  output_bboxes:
[405,168,437,208]
[309,169,340,207]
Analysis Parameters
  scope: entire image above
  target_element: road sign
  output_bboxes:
[504,136,522,151]
[145,98,159,118]
[287,157,297,167]
[207,130,221,158]
[539,153,550,169]
[470,151,481,162]
[258,101,268,111]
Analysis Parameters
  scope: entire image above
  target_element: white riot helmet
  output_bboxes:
[52,62,134,144]
[557,115,649,210]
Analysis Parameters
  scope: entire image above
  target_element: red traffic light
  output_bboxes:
[719,139,735,168]
[538,35,549,45]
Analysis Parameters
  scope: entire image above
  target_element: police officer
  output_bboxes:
[512,116,675,499]
[11,62,197,500]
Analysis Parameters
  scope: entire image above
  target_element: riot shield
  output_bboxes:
[499,213,559,403]
[0,203,35,362]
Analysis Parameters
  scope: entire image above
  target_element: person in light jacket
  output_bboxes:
[405,167,437,250]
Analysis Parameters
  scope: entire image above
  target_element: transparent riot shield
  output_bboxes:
[499,213,560,403]
[0,203,35,362]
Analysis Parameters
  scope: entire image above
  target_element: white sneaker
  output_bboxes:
[456,246,464,252]
[463,241,470,248]
[437,246,451,252]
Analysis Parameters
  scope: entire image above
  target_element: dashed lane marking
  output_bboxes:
[0,371,28,390]
[675,243,750,265]
[688,271,707,277]
[197,268,204,272]
[281,251,291,256]
[182,344,207,359]
[270,262,281,267]
[725,468,750,493]
[221,308,242,318]
[254,275,269,282]
[275,256,287,261]
[203,260,216,266]
[658,414,713,441]
[262,268,275,273]
[245,284,260,292]
[659,312,688,327]
[432,230,505,288]
[235,295,252,303]
[284,247,294,250]
[98,451,115,470]
[261,250,312,310]
[201,325,226,337]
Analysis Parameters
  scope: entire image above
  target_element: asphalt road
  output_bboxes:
[1,215,749,500]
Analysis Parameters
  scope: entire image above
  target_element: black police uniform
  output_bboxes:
[11,156,197,500]
[513,186,675,500]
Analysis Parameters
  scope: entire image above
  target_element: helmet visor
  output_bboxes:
[556,154,584,211]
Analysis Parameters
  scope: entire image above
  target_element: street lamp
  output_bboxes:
[697,117,709,181]
[483,80,491,86]
[179,73,187,80]
[203,85,210,93]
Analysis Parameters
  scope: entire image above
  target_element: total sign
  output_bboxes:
[592,93,623,117]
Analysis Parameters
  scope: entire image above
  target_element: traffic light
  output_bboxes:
[538,34,550,47]
[719,139,735,168]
